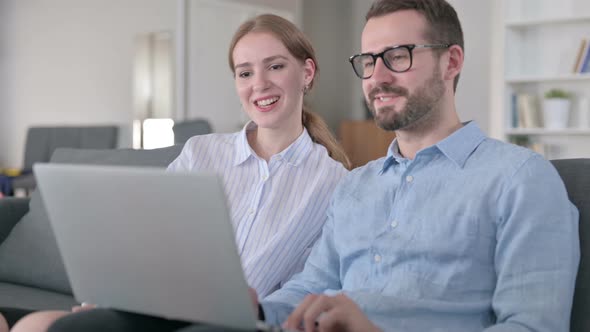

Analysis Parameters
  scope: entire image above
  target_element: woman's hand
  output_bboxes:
[71,302,97,313]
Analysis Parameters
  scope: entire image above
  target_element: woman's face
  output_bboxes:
[232,32,315,131]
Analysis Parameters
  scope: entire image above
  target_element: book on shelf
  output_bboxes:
[582,40,590,73]
[573,38,590,73]
[513,93,541,128]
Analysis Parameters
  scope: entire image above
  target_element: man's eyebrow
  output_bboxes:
[234,55,289,70]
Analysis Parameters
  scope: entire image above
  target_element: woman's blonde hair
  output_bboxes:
[228,14,351,170]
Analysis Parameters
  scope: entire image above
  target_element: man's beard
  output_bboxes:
[366,65,445,131]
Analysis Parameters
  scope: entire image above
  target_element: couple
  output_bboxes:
[5,0,580,331]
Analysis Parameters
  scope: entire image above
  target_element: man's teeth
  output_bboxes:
[257,97,279,106]
[378,96,393,102]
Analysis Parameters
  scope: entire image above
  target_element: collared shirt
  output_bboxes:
[167,122,348,298]
[262,122,580,331]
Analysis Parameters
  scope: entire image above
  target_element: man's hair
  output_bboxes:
[366,0,464,91]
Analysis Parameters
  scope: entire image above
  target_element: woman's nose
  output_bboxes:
[252,72,270,92]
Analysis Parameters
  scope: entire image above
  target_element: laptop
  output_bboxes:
[34,163,291,331]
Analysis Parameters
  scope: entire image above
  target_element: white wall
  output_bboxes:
[0,0,176,167]
[303,0,356,132]
[350,0,375,120]
[0,0,494,167]
[447,0,492,133]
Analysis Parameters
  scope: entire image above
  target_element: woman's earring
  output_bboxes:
[302,84,310,94]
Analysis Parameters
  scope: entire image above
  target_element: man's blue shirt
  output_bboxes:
[261,122,580,332]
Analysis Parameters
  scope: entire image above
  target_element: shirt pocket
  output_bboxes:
[405,214,496,294]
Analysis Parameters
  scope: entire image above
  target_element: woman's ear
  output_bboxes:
[303,58,316,86]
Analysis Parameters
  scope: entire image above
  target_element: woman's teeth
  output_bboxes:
[256,97,279,107]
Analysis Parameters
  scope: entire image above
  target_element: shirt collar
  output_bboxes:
[234,122,256,165]
[435,121,486,168]
[380,121,486,173]
[234,121,314,166]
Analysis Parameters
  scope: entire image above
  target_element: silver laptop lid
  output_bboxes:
[34,163,258,330]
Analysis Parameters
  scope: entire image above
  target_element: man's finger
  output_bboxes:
[284,294,318,330]
[316,307,346,332]
[301,295,336,332]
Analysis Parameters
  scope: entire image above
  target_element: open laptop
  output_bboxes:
[34,163,290,331]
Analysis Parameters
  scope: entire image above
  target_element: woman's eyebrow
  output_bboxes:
[234,54,289,70]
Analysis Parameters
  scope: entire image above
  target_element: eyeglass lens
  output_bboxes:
[353,47,411,78]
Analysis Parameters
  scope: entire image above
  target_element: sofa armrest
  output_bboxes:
[0,197,30,244]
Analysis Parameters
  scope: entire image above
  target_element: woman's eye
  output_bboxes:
[238,71,252,78]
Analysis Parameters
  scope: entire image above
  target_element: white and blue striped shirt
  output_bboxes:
[167,122,348,297]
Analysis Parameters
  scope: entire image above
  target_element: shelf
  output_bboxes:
[505,74,590,84]
[505,128,590,136]
[505,15,590,28]
[499,0,590,159]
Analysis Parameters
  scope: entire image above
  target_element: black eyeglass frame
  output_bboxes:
[348,44,452,79]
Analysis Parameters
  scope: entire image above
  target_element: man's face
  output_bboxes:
[361,10,446,131]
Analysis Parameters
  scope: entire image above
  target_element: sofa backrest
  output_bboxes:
[0,145,183,295]
[172,119,212,145]
[23,126,119,170]
[550,159,590,332]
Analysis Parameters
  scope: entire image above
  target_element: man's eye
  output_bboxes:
[269,64,284,70]
[238,71,252,78]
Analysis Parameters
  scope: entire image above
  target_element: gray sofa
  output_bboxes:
[10,125,119,195]
[0,154,587,332]
[0,144,182,310]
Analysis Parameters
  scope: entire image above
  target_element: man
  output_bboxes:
[48,0,579,331]
[254,0,579,331]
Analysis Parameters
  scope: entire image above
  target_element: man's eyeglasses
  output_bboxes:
[348,44,451,79]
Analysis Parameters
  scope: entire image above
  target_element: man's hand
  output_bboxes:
[283,293,381,332]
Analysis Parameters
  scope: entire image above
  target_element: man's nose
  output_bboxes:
[370,58,395,84]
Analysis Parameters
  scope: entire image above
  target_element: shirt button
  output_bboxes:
[374,254,382,263]
[390,220,398,228]
[262,175,268,181]
[248,209,255,215]
[406,175,414,183]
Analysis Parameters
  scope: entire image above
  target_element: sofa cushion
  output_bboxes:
[0,145,183,295]
[0,282,77,311]
[0,198,30,244]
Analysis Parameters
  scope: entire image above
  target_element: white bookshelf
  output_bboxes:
[500,0,590,159]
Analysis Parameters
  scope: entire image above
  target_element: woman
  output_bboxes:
[9,13,350,332]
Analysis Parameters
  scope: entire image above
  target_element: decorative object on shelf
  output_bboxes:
[577,97,590,128]
[514,93,541,128]
[543,89,572,129]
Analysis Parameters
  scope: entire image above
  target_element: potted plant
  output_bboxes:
[543,89,571,129]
